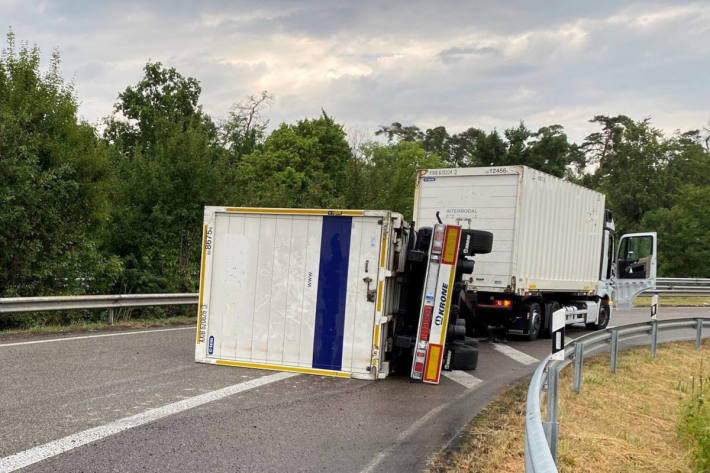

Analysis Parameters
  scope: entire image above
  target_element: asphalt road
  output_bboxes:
[1,306,708,473]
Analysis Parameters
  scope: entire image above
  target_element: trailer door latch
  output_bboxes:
[363,277,376,302]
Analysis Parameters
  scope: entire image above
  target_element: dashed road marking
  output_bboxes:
[442,370,484,390]
[490,343,539,365]
[0,371,297,473]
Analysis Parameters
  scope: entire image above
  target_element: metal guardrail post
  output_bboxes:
[573,343,584,393]
[108,308,114,326]
[650,321,658,357]
[544,363,560,462]
[610,330,619,373]
[697,319,703,350]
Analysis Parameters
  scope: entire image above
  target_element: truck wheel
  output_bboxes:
[450,342,478,370]
[460,229,493,254]
[540,301,560,339]
[526,302,542,341]
[587,303,610,330]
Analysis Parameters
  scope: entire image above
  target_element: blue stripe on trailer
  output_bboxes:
[312,216,352,371]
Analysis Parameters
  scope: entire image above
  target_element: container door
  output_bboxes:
[614,232,657,310]
[341,217,384,376]
[200,211,383,378]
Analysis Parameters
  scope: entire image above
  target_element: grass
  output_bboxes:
[429,341,709,472]
[677,363,710,472]
[634,296,710,307]
[427,380,529,472]
[0,315,196,338]
[555,343,698,472]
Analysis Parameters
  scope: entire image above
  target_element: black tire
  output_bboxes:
[415,227,433,251]
[587,302,610,330]
[460,229,493,255]
[540,301,560,339]
[450,343,478,370]
[526,302,542,341]
[406,249,427,263]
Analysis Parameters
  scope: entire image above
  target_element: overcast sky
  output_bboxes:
[3,1,709,143]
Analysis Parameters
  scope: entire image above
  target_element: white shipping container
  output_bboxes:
[413,166,605,294]
[195,207,406,380]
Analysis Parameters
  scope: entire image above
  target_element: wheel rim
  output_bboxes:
[599,306,609,326]
[531,307,541,333]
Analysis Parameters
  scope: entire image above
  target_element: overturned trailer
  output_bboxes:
[195,207,491,383]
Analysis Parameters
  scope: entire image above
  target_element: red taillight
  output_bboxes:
[412,348,427,379]
[420,305,433,341]
[431,224,445,255]
[494,299,512,308]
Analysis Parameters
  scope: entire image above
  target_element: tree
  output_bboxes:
[446,127,486,167]
[374,121,580,176]
[578,116,710,237]
[353,141,445,220]
[219,91,272,164]
[375,122,424,142]
[525,125,584,177]
[103,62,208,157]
[236,112,352,208]
[104,62,231,293]
[0,31,120,299]
[641,185,710,277]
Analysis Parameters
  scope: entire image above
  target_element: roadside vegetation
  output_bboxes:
[677,365,710,472]
[0,314,195,338]
[427,380,528,472]
[635,296,710,307]
[2,30,709,330]
[429,341,710,472]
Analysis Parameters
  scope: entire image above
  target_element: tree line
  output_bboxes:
[1,34,708,326]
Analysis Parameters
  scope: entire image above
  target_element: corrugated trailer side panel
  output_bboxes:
[515,168,605,291]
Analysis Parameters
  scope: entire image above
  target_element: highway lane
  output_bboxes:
[1,306,709,472]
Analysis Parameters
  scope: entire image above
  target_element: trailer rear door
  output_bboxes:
[195,208,387,379]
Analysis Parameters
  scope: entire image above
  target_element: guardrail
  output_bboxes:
[524,317,710,472]
[648,277,710,296]
[0,293,199,324]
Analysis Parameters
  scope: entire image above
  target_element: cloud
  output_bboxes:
[1,0,708,142]
[437,46,498,64]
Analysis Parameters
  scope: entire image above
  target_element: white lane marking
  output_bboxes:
[360,382,478,473]
[491,343,539,365]
[0,371,297,473]
[442,370,483,390]
[0,326,195,348]
[360,396,451,473]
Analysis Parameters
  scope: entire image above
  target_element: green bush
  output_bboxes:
[677,367,710,472]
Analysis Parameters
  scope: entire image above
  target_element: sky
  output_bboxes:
[2,0,709,144]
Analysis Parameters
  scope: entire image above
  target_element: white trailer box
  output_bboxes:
[413,166,605,294]
[195,207,406,380]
